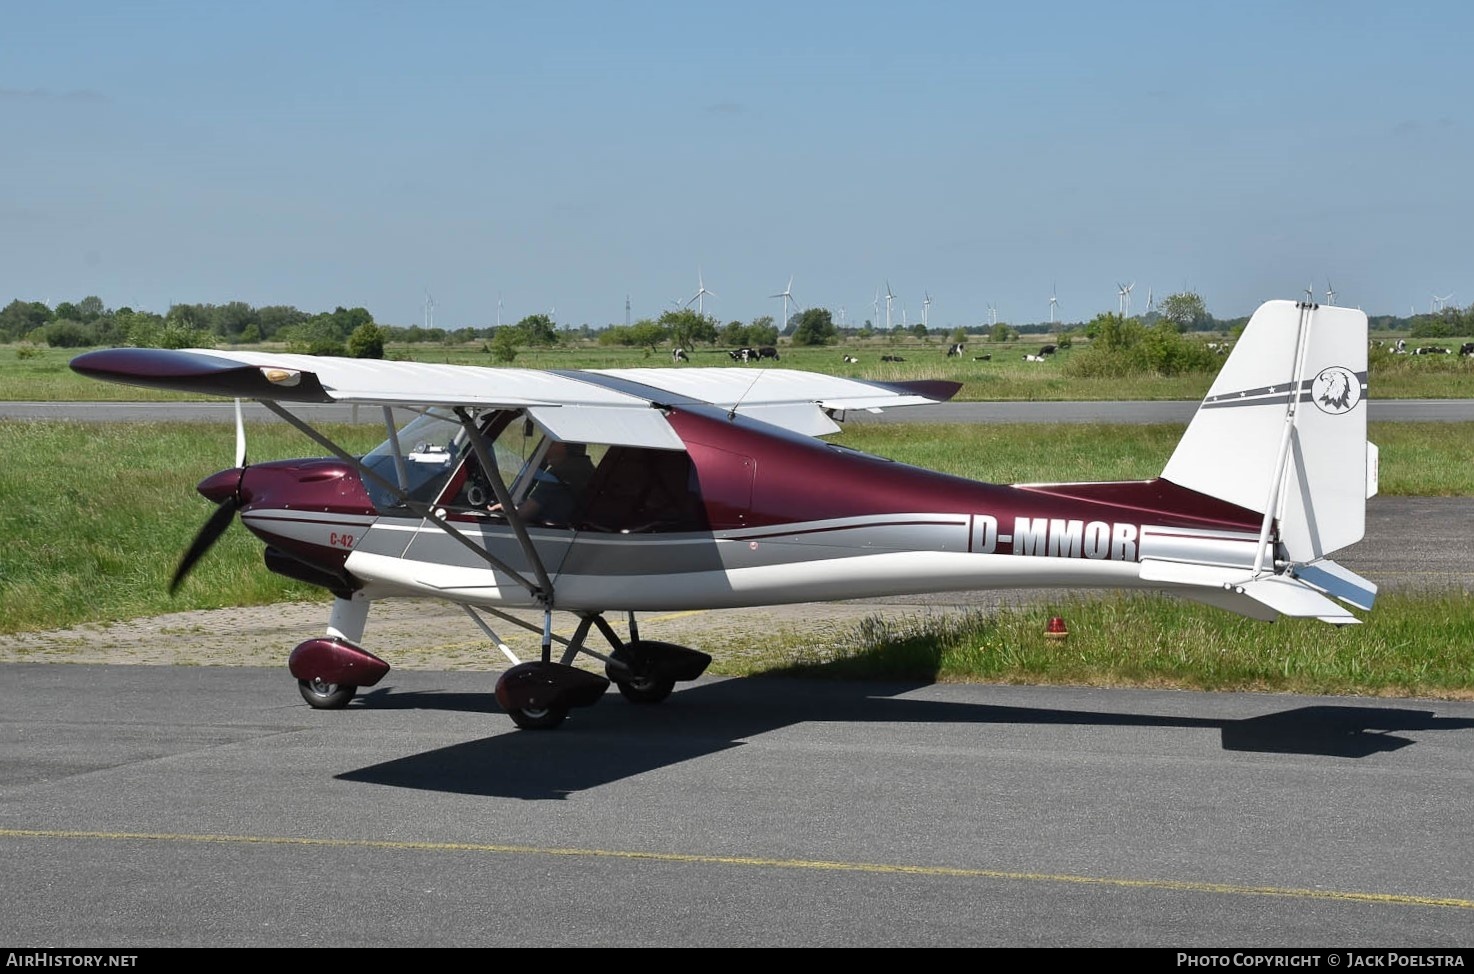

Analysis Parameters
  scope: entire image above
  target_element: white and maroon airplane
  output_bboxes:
[70,299,1377,729]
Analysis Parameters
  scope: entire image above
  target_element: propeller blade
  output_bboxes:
[234,398,247,468]
[169,496,241,594]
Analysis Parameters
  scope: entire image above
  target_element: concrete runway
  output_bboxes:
[1,665,1472,948]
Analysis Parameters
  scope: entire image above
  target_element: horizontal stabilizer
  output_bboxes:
[1139,558,1363,625]
[1290,559,1378,611]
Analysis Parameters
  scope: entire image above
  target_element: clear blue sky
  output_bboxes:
[4,1,1470,331]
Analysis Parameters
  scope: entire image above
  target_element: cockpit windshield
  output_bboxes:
[358,409,471,511]
[357,408,546,514]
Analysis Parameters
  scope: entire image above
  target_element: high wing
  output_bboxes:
[69,347,960,445]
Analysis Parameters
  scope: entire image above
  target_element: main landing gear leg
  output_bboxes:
[477,607,715,729]
[591,614,713,706]
[494,610,608,731]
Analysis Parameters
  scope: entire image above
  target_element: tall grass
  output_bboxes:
[0,420,382,633]
[760,592,1474,700]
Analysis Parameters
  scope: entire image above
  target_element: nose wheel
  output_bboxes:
[506,704,571,730]
[298,677,357,709]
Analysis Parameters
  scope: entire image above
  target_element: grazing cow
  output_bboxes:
[729,347,755,362]
[672,347,689,362]
[973,354,991,361]
[756,345,780,360]
[880,354,905,363]
[1414,346,1450,355]
[1023,354,1046,363]
[945,342,965,357]
[1461,343,1474,356]
[1038,344,1057,356]
[842,354,860,364]
[1395,339,1407,354]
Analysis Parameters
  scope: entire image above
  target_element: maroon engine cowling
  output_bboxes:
[198,459,378,574]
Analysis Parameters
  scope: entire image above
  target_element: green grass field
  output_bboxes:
[2,418,1471,699]
[10,339,1474,402]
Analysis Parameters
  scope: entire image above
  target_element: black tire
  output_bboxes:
[507,704,570,730]
[606,647,676,705]
[298,677,357,710]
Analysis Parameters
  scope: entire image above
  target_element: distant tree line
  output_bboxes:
[5,290,1469,360]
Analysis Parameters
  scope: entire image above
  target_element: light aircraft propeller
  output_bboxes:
[169,400,249,594]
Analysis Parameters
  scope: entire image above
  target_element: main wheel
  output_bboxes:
[298,677,357,710]
[606,646,676,705]
[507,704,570,730]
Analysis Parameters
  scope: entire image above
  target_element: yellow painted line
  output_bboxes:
[642,610,708,623]
[607,609,708,628]
[2,828,1470,911]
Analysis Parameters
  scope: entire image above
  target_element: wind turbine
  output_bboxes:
[424,289,435,330]
[1326,281,1337,305]
[922,291,932,329]
[872,289,881,329]
[884,281,895,331]
[771,275,797,330]
[1435,292,1454,312]
[988,303,998,327]
[1049,284,1059,324]
[1117,281,1134,317]
[686,268,716,316]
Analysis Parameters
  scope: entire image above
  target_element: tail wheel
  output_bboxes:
[298,677,357,710]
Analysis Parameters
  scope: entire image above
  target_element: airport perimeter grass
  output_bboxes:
[2,418,1472,697]
[10,340,1474,402]
[756,591,1474,700]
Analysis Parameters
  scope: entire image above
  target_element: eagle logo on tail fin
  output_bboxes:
[1310,366,1359,414]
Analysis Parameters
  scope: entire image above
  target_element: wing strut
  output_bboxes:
[453,407,555,604]
[260,401,552,602]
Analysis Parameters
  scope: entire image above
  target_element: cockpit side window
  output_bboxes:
[577,447,709,533]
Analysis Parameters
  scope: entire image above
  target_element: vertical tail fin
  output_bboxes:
[1160,299,1374,564]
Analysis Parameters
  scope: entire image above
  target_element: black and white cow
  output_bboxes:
[672,347,689,362]
[945,342,965,357]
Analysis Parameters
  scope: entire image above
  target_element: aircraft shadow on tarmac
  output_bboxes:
[335,678,1474,800]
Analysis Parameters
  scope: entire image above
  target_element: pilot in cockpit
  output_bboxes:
[490,440,595,525]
